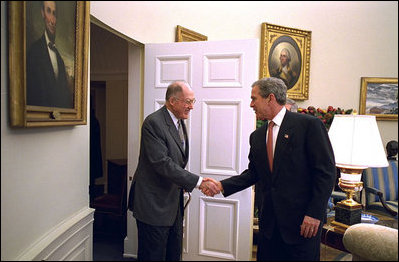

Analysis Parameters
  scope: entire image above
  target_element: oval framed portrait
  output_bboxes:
[260,23,311,100]
[268,35,301,90]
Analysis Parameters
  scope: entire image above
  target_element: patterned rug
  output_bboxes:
[321,244,352,261]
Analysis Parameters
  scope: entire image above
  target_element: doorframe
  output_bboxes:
[90,16,144,259]
[124,42,144,259]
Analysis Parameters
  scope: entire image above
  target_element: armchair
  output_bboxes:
[362,159,398,218]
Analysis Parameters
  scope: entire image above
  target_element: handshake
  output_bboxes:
[199,177,223,197]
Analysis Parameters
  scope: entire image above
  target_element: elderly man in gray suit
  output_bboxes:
[128,81,219,261]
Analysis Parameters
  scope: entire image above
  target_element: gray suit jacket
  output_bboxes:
[128,106,199,226]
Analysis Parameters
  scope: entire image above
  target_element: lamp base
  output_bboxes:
[334,202,362,226]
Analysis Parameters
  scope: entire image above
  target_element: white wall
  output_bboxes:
[91,1,398,145]
[1,1,92,260]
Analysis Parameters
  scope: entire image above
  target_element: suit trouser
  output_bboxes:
[136,209,183,261]
[257,225,321,261]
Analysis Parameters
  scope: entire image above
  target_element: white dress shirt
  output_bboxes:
[167,108,202,188]
[45,31,59,79]
[267,106,287,156]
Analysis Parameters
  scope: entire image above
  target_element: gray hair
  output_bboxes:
[252,77,287,105]
[286,98,298,112]
[281,48,291,62]
[165,81,188,101]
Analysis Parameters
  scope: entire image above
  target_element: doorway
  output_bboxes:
[89,16,144,259]
[89,20,129,243]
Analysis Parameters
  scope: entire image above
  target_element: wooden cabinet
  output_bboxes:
[107,159,127,195]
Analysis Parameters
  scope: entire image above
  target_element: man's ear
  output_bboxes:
[168,97,175,106]
[269,93,276,102]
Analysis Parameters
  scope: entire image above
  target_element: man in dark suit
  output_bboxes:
[209,77,336,260]
[127,81,219,261]
[26,1,73,108]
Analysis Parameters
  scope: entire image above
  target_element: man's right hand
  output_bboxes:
[199,178,223,197]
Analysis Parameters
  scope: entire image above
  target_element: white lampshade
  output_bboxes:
[328,115,388,169]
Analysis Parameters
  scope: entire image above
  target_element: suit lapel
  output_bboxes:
[181,119,189,159]
[272,111,293,181]
[162,107,187,156]
[40,36,57,84]
[254,124,271,180]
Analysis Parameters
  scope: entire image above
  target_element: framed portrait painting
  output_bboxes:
[260,23,311,100]
[8,1,90,127]
[359,77,398,121]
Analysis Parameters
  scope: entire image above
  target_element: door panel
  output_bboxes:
[201,100,241,176]
[199,197,239,260]
[144,39,258,260]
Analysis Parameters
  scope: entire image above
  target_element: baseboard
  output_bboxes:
[16,208,95,261]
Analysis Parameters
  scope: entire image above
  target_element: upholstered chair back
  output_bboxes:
[362,160,398,217]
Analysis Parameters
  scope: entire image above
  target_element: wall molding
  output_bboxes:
[16,208,95,261]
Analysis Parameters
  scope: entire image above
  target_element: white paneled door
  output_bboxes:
[144,39,258,261]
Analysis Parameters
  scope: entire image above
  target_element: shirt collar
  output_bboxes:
[44,31,52,46]
[167,108,180,128]
[270,106,286,127]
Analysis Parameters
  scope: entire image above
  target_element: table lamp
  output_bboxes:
[328,115,388,229]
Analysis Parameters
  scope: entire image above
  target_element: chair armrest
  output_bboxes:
[331,191,346,202]
[364,186,398,217]
[343,223,398,261]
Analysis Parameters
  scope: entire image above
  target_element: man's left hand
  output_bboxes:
[300,215,320,238]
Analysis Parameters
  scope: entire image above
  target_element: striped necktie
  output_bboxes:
[178,120,185,151]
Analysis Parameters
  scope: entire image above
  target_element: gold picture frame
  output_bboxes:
[359,77,398,121]
[8,1,90,127]
[176,25,208,42]
[260,23,311,100]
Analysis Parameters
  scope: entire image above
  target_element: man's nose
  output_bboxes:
[50,14,56,24]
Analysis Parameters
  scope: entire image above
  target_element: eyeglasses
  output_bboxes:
[175,98,196,106]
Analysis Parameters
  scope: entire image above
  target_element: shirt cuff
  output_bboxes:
[196,176,203,188]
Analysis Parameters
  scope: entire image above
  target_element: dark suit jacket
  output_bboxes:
[221,111,336,244]
[26,34,73,108]
[128,106,199,226]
